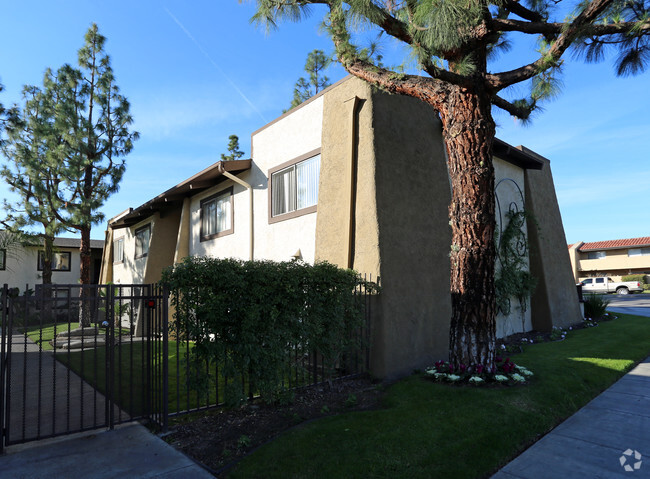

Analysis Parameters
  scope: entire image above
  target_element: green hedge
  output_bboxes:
[161,257,378,403]
[622,274,646,284]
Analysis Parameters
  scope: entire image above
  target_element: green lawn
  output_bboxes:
[229,313,650,479]
[24,324,224,415]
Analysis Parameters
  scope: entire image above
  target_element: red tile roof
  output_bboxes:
[578,237,650,251]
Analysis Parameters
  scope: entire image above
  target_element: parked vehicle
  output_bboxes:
[580,277,643,295]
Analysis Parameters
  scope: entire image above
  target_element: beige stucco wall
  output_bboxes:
[493,157,533,337]
[316,77,452,379]
[0,245,83,291]
[194,97,323,263]
[111,217,153,285]
[524,154,582,330]
[577,249,650,277]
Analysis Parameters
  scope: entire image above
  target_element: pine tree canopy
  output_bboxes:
[249,0,650,120]
[221,134,245,161]
[288,49,332,110]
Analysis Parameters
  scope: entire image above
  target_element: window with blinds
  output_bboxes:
[200,188,233,241]
[271,154,320,219]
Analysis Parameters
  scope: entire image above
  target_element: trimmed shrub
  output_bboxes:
[161,257,378,403]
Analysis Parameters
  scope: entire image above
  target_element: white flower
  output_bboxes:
[469,376,484,384]
[447,374,461,382]
[500,344,506,350]
[511,373,526,382]
[434,372,446,380]
[494,374,509,382]
[569,326,573,330]
[425,368,436,375]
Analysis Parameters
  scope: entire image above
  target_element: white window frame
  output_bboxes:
[113,237,124,264]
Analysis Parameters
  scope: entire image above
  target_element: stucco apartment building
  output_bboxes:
[99,76,580,379]
[0,235,104,292]
[568,237,650,282]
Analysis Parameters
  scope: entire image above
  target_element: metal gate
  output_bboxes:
[0,283,168,452]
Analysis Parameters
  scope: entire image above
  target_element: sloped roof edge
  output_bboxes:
[578,236,650,251]
[111,159,252,229]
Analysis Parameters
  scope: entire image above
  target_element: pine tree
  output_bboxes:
[249,0,650,368]
[45,24,138,294]
[221,135,245,161]
[0,83,66,285]
[287,49,331,111]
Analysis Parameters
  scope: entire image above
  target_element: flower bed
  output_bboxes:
[425,357,533,386]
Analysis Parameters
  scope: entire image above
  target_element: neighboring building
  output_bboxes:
[568,237,650,282]
[0,235,104,292]
[100,76,580,379]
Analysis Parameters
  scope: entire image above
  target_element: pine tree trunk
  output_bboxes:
[42,237,53,285]
[438,87,497,369]
[79,226,92,326]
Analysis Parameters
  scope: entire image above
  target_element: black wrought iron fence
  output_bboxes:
[0,275,377,451]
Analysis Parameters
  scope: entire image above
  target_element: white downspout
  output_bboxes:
[220,167,254,261]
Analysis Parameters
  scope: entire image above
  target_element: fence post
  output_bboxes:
[0,284,7,453]
[107,284,115,430]
[161,285,169,433]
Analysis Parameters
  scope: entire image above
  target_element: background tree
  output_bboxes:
[45,24,138,292]
[286,49,332,111]
[249,0,650,368]
[0,83,67,285]
[221,134,245,161]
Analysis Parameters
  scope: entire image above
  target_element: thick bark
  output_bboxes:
[79,225,92,327]
[42,236,53,285]
[438,86,497,369]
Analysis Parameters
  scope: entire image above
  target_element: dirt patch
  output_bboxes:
[163,376,383,476]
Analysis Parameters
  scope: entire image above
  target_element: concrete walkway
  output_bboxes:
[493,356,650,478]
[0,422,214,478]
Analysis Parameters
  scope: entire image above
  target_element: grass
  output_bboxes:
[229,313,650,479]
[23,323,226,415]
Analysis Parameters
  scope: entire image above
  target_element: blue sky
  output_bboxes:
[0,0,648,245]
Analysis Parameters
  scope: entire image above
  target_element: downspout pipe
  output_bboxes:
[219,166,254,261]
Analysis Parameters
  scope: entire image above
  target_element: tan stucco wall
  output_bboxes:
[577,249,650,277]
[174,197,191,264]
[316,77,452,379]
[143,208,182,284]
[524,154,582,330]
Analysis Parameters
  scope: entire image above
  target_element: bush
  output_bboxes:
[622,274,646,284]
[583,293,610,320]
[161,257,378,403]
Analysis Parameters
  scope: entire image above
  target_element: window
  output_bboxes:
[0,249,5,270]
[595,277,605,284]
[581,279,593,285]
[587,251,606,260]
[269,151,320,222]
[113,237,124,264]
[200,188,233,241]
[628,248,650,257]
[135,225,151,259]
[37,251,71,271]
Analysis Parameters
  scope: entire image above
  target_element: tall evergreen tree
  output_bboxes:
[45,24,138,291]
[221,134,245,161]
[0,82,66,285]
[287,49,332,110]
[248,0,650,368]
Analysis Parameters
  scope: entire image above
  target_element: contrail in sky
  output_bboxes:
[164,7,268,123]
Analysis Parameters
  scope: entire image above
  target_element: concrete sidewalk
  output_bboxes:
[493,357,650,478]
[0,422,214,478]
